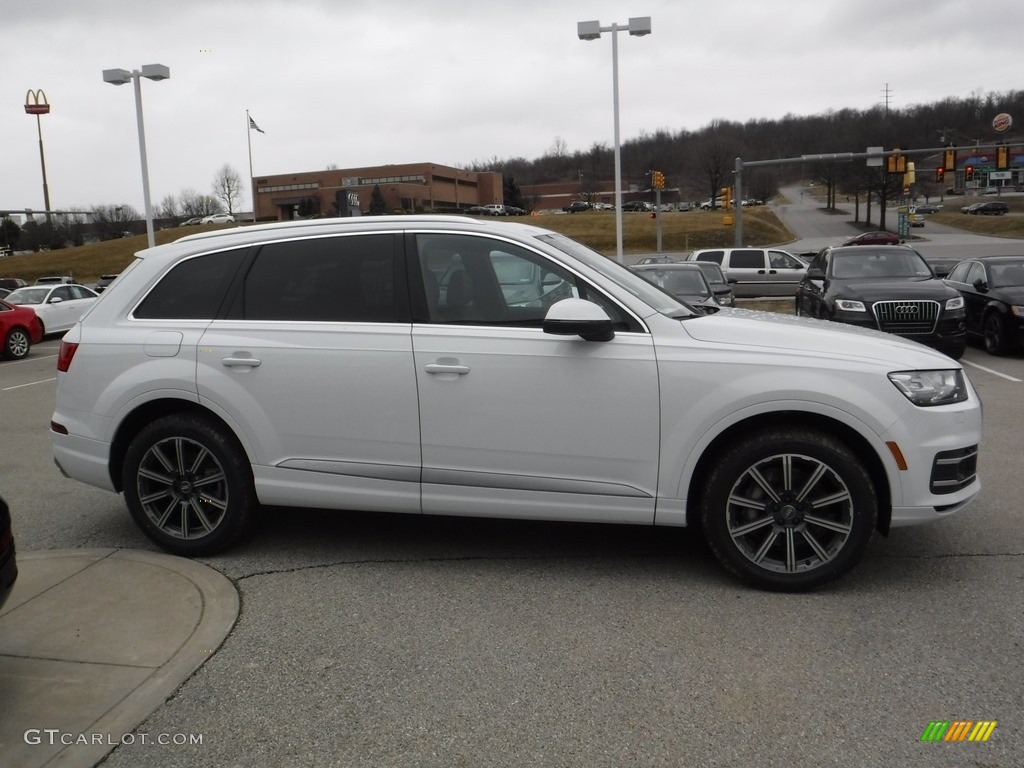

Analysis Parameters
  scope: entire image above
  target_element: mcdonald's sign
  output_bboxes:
[25,89,50,115]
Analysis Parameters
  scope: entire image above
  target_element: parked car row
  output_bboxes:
[3,283,99,338]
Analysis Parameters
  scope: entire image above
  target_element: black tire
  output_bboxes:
[983,311,1009,356]
[700,428,877,592]
[3,327,31,360]
[122,414,257,556]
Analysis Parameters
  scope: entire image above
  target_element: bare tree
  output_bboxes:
[178,189,220,217]
[90,204,140,241]
[212,164,243,215]
[157,194,179,219]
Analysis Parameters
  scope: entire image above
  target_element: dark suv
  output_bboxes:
[796,245,967,359]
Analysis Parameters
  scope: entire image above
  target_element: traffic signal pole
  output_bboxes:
[731,142,1012,246]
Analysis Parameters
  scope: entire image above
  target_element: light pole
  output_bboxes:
[24,89,52,223]
[577,16,651,263]
[102,64,170,249]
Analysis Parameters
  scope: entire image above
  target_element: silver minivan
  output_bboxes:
[688,247,807,297]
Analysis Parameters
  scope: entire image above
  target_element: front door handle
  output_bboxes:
[222,355,262,368]
[425,363,470,375]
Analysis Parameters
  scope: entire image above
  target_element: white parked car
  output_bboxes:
[50,216,982,591]
[4,284,99,335]
[201,213,235,224]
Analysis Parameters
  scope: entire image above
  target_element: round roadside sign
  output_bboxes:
[992,113,1012,133]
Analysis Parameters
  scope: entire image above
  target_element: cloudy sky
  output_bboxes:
[3,0,1021,214]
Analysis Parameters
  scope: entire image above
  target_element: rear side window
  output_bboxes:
[694,250,724,265]
[729,250,766,269]
[133,248,246,320]
[240,234,399,322]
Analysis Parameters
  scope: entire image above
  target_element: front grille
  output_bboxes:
[930,445,978,494]
[872,300,939,335]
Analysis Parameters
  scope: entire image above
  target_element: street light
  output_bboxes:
[577,16,651,263]
[102,64,170,248]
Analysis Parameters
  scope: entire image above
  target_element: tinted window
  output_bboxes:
[966,262,986,285]
[946,262,971,283]
[242,235,398,322]
[51,287,74,302]
[988,261,1024,287]
[694,250,724,265]
[134,248,246,320]
[832,250,932,279]
[417,234,634,329]
[729,250,766,269]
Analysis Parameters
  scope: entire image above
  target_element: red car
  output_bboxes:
[842,231,901,246]
[0,299,44,360]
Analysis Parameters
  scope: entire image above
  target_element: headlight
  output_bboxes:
[945,296,964,310]
[1011,305,1024,317]
[835,299,867,312]
[888,370,968,407]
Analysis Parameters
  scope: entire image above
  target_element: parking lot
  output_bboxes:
[1,328,1022,766]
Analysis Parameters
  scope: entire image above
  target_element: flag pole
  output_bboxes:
[246,109,255,223]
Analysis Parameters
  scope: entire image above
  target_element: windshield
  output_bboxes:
[5,287,50,305]
[637,267,710,297]
[832,249,933,279]
[696,264,725,285]
[537,233,696,317]
[989,260,1024,287]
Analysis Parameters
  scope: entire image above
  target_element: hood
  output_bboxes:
[830,277,957,302]
[681,308,956,369]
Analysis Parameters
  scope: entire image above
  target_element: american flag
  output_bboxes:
[248,116,265,134]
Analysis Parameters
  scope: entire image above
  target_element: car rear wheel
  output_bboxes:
[122,414,257,556]
[983,311,1009,355]
[3,328,31,360]
[699,427,877,592]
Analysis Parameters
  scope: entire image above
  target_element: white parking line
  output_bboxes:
[961,359,1023,383]
[0,353,58,366]
[2,377,56,391]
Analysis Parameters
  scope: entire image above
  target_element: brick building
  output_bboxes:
[253,162,503,220]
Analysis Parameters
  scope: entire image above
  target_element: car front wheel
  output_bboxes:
[699,427,877,591]
[122,414,257,556]
[3,327,31,359]
[983,311,1009,355]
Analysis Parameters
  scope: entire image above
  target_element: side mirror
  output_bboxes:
[805,266,825,280]
[49,296,63,304]
[543,298,615,342]
[972,278,988,292]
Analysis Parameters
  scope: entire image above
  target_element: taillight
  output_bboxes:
[57,340,79,372]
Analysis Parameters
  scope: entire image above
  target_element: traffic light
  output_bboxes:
[652,170,665,190]
[943,148,957,172]
[965,165,974,182]
[887,149,906,174]
[997,145,1009,170]
[935,167,944,183]
[721,186,732,210]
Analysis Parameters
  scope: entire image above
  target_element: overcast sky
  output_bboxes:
[3,0,1022,214]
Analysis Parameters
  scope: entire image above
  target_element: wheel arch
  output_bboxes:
[109,398,247,493]
[685,410,893,535]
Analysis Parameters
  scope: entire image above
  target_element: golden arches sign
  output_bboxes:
[25,89,50,115]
